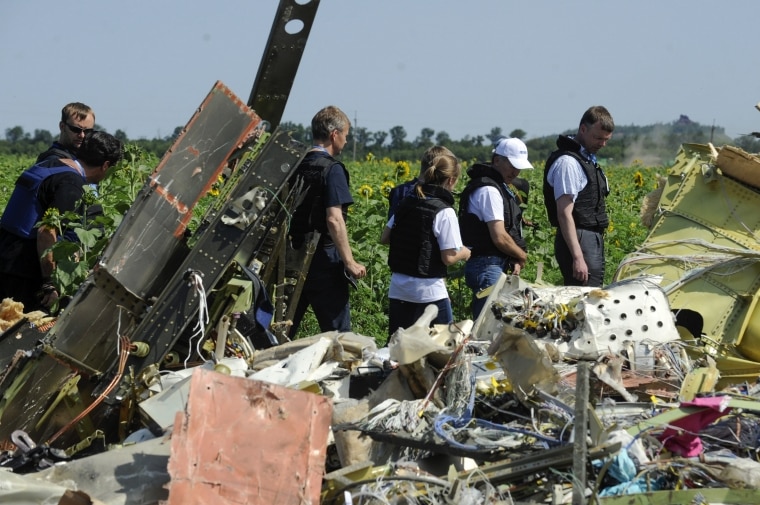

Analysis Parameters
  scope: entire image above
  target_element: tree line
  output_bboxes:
[3,117,758,167]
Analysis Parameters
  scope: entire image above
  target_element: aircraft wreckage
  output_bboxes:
[3,1,760,503]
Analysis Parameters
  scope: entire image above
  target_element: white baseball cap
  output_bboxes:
[493,137,533,169]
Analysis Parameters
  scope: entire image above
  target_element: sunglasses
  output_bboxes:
[65,122,94,136]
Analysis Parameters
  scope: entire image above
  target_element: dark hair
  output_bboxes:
[580,105,614,132]
[78,131,123,167]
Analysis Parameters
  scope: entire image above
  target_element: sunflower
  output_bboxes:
[81,185,99,206]
[365,152,375,162]
[633,171,645,188]
[208,174,224,197]
[395,161,411,180]
[358,184,374,199]
[41,207,62,230]
[380,180,395,198]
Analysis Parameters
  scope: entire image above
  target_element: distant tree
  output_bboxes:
[371,131,388,150]
[389,126,407,150]
[133,138,173,159]
[5,126,26,143]
[733,134,760,154]
[280,121,311,144]
[352,126,370,149]
[525,136,558,165]
[94,123,106,133]
[415,127,435,149]
[0,116,743,166]
[509,129,526,140]
[435,131,451,145]
[32,129,53,144]
[486,127,503,145]
[459,135,477,147]
[114,129,128,143]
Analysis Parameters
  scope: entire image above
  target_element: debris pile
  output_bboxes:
[4,265,760,504]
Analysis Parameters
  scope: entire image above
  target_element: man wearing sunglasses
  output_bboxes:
[36,102,95,163]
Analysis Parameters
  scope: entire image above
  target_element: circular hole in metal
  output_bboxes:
[650,306,656,312]
[620,313,627,320]
[614,299,621,304]
[609,334,617,341]
[642,325,649,332]
[629,294,636,300]
[635,309,643,316]
[657,321,664,327]
[285,19,305,35]
[625,329,633,336]
[598,304,604,309]
[604,318,611,325]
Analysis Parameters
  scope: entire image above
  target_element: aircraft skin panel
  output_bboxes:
[616,143,760,365]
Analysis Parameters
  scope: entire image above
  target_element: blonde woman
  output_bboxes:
[381,148,470,336]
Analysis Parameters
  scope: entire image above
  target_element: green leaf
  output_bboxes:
[50,241,81,262]
[74,227,103,249]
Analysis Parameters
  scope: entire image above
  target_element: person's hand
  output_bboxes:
[39,282,59,310]
[460,247,471,262]
[345,260,366,279]
[573,257,589,284]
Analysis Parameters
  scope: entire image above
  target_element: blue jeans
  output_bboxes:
[388,297,452,337]
[464,256,511,319]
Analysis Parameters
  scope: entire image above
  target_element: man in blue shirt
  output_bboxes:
[288,106,366,337]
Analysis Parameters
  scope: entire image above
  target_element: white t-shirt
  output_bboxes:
[547,146,609,202]
[468,186,505,222]
[386,207,463,303]
[547,155,587,202]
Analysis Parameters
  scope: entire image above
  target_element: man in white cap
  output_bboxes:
[459,137,533,318]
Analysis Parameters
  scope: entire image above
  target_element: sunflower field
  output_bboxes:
[294,155,665,344]
[0,149,665,346]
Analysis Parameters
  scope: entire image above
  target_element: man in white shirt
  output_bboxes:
[543,106,614,287]
[459,138,533,318]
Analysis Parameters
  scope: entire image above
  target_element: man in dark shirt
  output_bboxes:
[36,102,95,163]
[288,106,366,337]
[0,131,122,312]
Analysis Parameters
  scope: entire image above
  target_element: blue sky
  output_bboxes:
[2,0,758,143]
